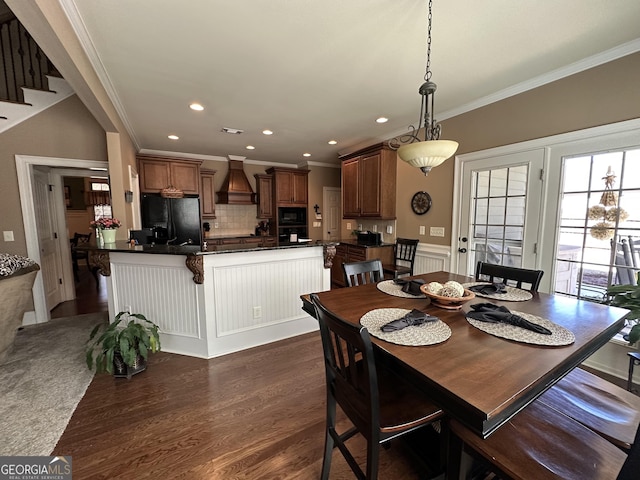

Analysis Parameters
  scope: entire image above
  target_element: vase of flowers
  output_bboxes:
[91,217,121,244]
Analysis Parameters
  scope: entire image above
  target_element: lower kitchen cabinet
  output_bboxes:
[330,242,394,287]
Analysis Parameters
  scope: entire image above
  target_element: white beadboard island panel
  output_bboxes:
[106,246,330,359]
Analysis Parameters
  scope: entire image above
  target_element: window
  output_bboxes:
[554,148,640,301]
[87,180,112,220]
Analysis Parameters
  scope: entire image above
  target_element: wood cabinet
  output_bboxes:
[200,169,216,218]
[254,174,274,219]
[330,242,394,287]
[138,155,202,195]
[266,167,309,206]
[340,144,396,219]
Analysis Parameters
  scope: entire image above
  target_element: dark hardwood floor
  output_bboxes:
[51,263,108,319]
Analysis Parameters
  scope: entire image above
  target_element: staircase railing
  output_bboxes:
[0,14,58,103]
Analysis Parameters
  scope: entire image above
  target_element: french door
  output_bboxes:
[455,149,545,277]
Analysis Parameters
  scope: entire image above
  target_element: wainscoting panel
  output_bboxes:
[413,243,451,274]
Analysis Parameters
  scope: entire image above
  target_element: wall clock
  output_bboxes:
[411,191,432,215]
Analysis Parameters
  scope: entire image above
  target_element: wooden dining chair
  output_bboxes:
[447,400,631,480]
[382,238,419,279]
[342,259,384,287]
[475,261,544,292]
[311,293,444,480]
[538,367,640,451]
[70,232,92,282]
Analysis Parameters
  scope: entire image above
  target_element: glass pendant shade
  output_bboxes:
[397,139,459,175]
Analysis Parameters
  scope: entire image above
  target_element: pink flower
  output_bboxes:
[90,217,122,230]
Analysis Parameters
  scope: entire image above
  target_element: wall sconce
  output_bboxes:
[124,190,134,203]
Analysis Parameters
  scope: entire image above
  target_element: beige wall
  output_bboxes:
[0,95,107,256]
[395,52,640,245]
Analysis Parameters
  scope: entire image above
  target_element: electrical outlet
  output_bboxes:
[372,224,377,232]
[214,222,219,228]
[124,305,132,314]
[346,222,351,230]
[419,226,426,235]
[430,227,445,237]
[358,224,362,231]
[386,225,393,234]
[3,231,14,242]
[253,306,262,319]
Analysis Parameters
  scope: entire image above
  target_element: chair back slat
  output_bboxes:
[475,261,543,292]
[343,259,384,287]
[312,293,380,439]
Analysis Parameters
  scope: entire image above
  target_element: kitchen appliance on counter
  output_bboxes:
[141,194,201,245]
[357,231,382,245]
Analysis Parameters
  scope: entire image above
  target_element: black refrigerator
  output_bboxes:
[141,194,201,245]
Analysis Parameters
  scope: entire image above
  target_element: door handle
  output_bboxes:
[458,248,467,253]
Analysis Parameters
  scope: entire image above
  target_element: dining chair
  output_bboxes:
[342,259,384,287]
[310,293,444,480]
[447,399,633,480]
[382,238,419,279]
[70,232,92,282]
[537,367,640,452]
[474,261,544,292]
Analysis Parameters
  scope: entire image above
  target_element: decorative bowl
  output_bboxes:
[419,286,476,310]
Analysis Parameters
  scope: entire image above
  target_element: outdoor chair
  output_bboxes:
[382,238,419,279]
[343,259,384,287]
[475,261,544,292]
[311,293,444,480]
[612,239,637,285]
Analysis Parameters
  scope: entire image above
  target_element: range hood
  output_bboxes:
[216,157,255,205]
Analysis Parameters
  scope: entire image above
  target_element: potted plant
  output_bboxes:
[607,272,640,345]
[90,217,122,244]
[86,311,161,378]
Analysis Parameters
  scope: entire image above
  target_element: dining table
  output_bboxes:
[305,271,629,440]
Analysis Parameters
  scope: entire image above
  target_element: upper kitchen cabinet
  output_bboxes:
[200,169,217,218]
[138,155,202,195]
[266,167,309,206]
[254,173,274,219]
[341,144,397,219]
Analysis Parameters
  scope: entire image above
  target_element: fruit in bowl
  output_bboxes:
[420,281,475,310]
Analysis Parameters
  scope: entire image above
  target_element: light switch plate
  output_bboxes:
[430,227,445,237]
[419,226,426,235]
[386,225,393,234]
[3,231,14,242]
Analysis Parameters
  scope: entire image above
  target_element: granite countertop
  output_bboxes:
[77,240,335,256]
[337,239,395,247]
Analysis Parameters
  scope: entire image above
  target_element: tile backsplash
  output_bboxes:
[356,219,397,244]
[207,204,259,237]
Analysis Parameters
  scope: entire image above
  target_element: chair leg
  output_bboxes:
[366,439,380,480]
[320,394,337,480]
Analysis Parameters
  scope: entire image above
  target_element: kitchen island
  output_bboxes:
[82,240,335,359]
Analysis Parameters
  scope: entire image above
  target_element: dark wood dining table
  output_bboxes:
[308,271,628,439]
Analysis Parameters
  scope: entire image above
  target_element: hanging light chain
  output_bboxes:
[424,0,433,82]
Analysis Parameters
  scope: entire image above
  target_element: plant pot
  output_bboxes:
[101,228,117,244]
[113,352,147,379]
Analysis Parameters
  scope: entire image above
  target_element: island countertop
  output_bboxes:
[77,240,335,256]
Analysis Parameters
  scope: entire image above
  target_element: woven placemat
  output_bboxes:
[360,308,451,346]
[462,282,533,302]
[466,311,575,346]
[376,280,427,299]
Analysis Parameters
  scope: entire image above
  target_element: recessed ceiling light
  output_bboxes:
[328,140,337,145]
[246,145,255,150]
[303,153,311,157]
[376,117,388,123]
[168,134,179,140]
[262,129,273,135]
[190,103,204,111]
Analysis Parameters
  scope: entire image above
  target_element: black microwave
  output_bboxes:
[278,207,306,225]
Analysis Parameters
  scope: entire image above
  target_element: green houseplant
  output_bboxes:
[86,311,161,378]
[607,272,640,345]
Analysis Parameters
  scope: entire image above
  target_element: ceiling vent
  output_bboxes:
[221,127,244,134]
[216,157,255,205]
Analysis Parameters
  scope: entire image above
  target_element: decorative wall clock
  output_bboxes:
[411,191,432,215]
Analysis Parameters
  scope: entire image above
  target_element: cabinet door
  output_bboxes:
[255,174,274,218]
[200,170,216,218]
[274,171,293,204]
[331,244,348,287]
[342,158,360,217]
[171,162,200,195]
[360,153,382,216]
[139,159,171,193]
[292,171,308,204]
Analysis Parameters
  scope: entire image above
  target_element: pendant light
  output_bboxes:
[389,0,458,175]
